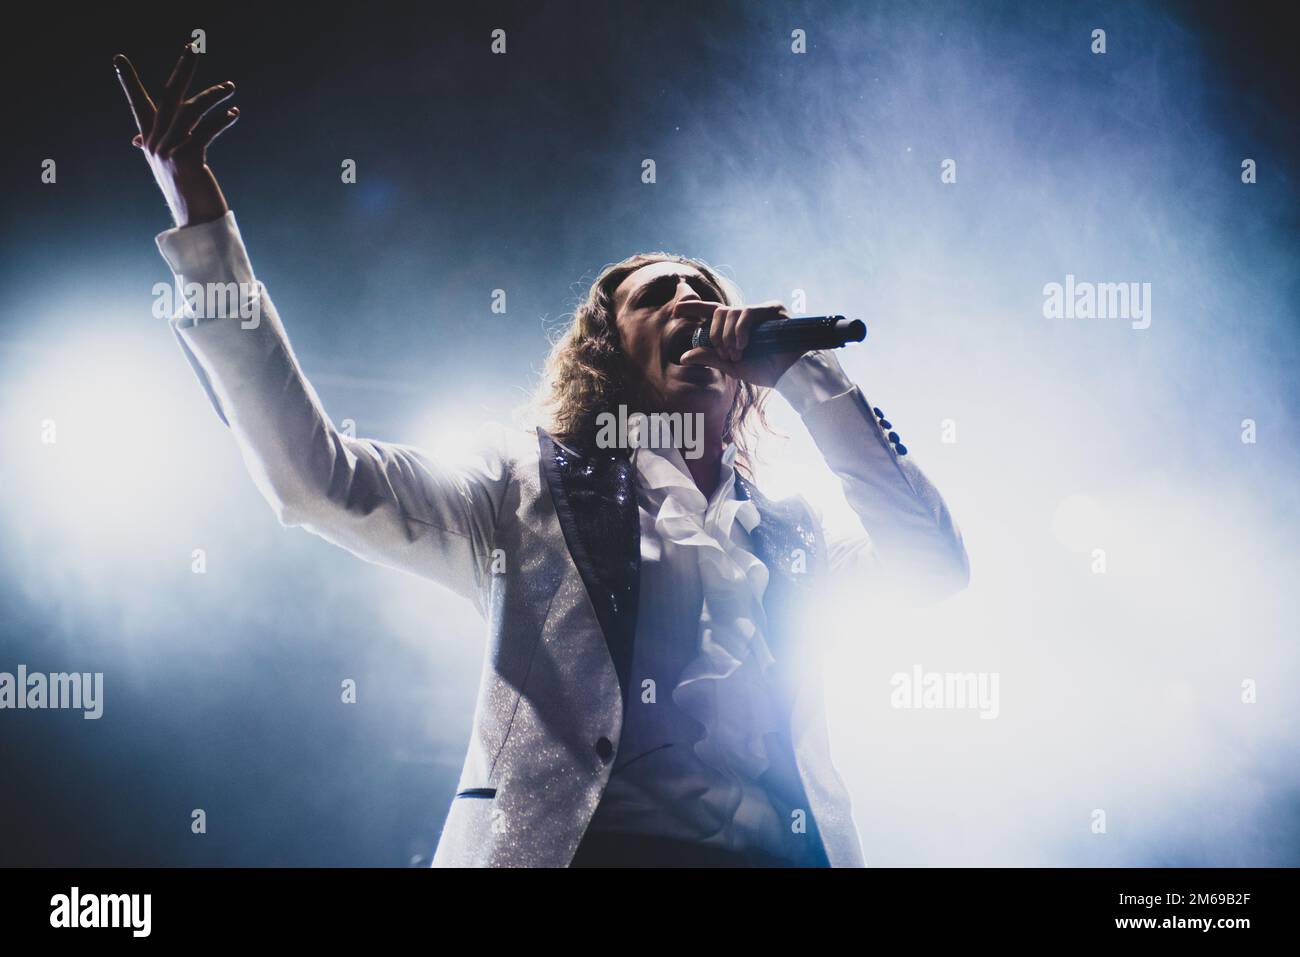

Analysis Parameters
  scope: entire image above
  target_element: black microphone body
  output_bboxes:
[690,315,866,357]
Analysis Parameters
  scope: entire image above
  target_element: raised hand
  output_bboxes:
[113,42,239,227]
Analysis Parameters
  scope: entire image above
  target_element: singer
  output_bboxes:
[115,44,970,868]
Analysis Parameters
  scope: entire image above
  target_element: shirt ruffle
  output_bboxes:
[633,444,784,782]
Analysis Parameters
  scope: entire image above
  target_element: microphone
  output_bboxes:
[690,315,866,357]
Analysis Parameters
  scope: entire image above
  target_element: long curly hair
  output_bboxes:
[534,252,772,468]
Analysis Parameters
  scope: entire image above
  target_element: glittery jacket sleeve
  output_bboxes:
[774,351,970,602]
[155,211,509,605]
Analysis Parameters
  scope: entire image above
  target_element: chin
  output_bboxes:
[661,376,732,414]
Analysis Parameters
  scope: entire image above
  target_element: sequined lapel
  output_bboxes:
[734,474,824,595]
[537,429,640,698]
[535,433,822,703]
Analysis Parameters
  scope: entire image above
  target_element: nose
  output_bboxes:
[674,279,701,303]
[671,280,703,316]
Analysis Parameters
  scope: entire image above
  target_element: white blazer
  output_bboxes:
[156,212,970,867]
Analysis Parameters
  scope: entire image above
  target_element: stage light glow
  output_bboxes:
[2,320,232,590]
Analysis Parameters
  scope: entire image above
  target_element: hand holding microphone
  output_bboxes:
[671,299,866,387]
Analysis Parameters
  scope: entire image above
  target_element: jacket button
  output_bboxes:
[595,737,614,761]
[873,406,885,419]
[879,419,892,430]
[887,431,900,444]
[895,442,908,456]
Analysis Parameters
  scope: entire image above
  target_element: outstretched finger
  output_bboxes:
[163,41,199,97]
[151,44,199,149]
[672,299,725,321]
[112,54,155,136]
[158,82,235,153]
[184,105,240,153]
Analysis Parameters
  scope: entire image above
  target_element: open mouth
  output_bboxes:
[664,323,698,366]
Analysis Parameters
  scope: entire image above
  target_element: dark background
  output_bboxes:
[2,1,1297,866]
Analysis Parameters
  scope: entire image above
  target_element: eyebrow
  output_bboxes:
[629,271,722,305]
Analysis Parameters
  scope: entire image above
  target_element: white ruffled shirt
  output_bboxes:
[586,441,797,855]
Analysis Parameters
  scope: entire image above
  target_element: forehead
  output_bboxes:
[615,260,716,308]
